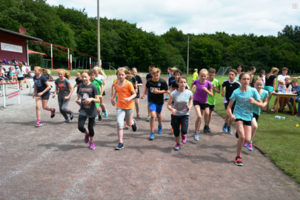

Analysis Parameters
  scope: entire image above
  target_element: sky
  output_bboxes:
[47,0,300,36]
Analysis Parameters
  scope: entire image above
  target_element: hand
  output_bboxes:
[188,105,192,112]
[32,94,35,99]
[84,98,92,104]
[64,96,70,100]
[213,84,216,88]
[222,92,225,97]
[153,88,159,94]
[172,109,177,115]
[125,97,131,102]
[231,115,236,120]
[37,92,43,97]
[141,94,145,99]
[52,94,56,98]
[202,87,208,92]
[248,97,254,104]
[111,98,115,106]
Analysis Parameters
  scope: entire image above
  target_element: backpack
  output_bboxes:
[3,59,8,64]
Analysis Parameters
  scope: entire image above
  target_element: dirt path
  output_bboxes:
[0,77,299,199]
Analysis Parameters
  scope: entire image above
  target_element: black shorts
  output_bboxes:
[36,94,50,100]
[253,113,259,121]
[135,91,140,99]
[206,104,215,111]
[18,77,24,81]
[193,101,207,110]
[224,102,235,113]
[235,119,252,126]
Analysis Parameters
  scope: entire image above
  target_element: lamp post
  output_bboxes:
[187,33,190,75]
[97,0,101,67]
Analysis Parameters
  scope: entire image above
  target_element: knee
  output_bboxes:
[150,113,156,118]
[78,125,85,132]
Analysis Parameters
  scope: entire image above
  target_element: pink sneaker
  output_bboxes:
[90,142,95,150]
[84,133,89,144]
[182,134,187,144]
[36,120,42,127]
[243,142,247,147]
[51,108,56,118]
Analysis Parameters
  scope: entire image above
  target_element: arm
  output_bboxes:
[102,79,106,91]
[84,95,100,104]
[249,98,264,109]
[153,89,169,94]
[32,84,37,98]
[202,87,213,97]
[188,95,193,112]
[140,86,148,99]
[65,83,74,99]
[52,84,58,98]
[221,86,225,97]
[37,81,51,97]
[73,83,78,88]
[226,100,235,119]
[272,78,276,91]
[111,91,117,106]
[167,96,176,115]
[213,84,220,93]
[111,83,115,97]
[125,90,137,102]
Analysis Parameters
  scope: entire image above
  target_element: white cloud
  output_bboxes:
[46,0,300,36]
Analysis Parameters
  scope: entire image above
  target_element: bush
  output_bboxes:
[29,54,44,70]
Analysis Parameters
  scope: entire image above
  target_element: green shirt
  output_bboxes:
[192,72,198,80]
[92,78,103,94]
[207,78,220,105]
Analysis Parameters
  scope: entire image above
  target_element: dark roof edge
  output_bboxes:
[0,27,43,41]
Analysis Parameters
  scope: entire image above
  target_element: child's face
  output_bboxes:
[58,71,64,79]
[228,72,236,80]
[34,68,41,75]
[90,73,96,81]
[178,78,187,89]
[149,67,153,73]
[282,70,288,76]
[208,73,215,80]
[237,66,242,72]
[199,72,208,81]
[117,71,126,81]
[76,73,81,79]
[252,68,256,73]
[240,74,250,86]
[81,73,90,84]
[132,70,137,76]
[292,82,299,87]
[174,73,181,82]
[285,79,291,84]
[152,72,160,81]
[255,80,264,91]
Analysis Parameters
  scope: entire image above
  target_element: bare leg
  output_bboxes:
[251,118,258,141]
[135,98,140,116]
[42,99,53,111]
[236,122,252,157]
[157,113,162,126]
[194,105,202,132]
[35,97,42,120]
[117,129,123,143]
[150,111,156,132]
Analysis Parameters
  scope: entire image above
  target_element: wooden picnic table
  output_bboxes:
[273,92,297,115]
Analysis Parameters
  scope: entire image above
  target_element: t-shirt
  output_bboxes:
[9,71,15,76]
[207,78,221,106]
[265,75,276,87]
[192,80,212,104]
[261,75,266,87]
[229,87,260,121]
[250,76,255,87]
[171,90,193,116]
[75,78,83,85]
[292,85,300,96]
[114,80,135,109]
[253,90,269,115]
[171,81,189,90]
[15,68,23,78]
[192,72,198,80]
[146,78,168,105]
[146,73,152,80]
[128,76,136,88]
[222,79,241,103]
[135,75,143,94]
[33,75,50,95]
[168,73,172,78]
[277,75,290,90]
[77,83,99,118]
[91,78,103,95]
[55,78,71,98]
[22,67,27,75]
[97,75,105,82]
[168,77,175,86]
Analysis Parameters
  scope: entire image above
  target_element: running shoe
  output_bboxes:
[51,108,56,118]
[235,130,239,138]
[27,85,29,88]
[174,143,180,151]
[182,134,187,144]
[147,116,151,121]
[98,114,102,121]
[207,126,211,133]
[90,142,95,150]
[95,115,98,119]
[262,110,269,113]
[36,120,42,127]
[271,107,276,111]
[165,96,169,100]
[84,134,89,144]
[243,142,247,147]
[158,125,162,134]
[70,112,74,120]
[137,114,141,119]
[63,119,70,124]
[171,128,174,133]
[227,126,232,134]
[104,111,108,118]
[131,119,137,132]
[149,132,155,140]
[115,143,124,150]
[235,156,243,166]
[193,131,200,141]
[124,124,129,130]
[247,142,253,151]
[203,125,208,133]
[284,105,288,109]
[222,123,228,132]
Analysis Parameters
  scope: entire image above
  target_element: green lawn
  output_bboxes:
[187,76,300,184]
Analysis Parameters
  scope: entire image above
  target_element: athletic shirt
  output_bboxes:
[265,75,276,87]
[292,85,300,96]
[168,77,175,86]
[97,74,105,82]
[55,78,71,98]
[222,79,241,103]
[146,73,152,80]
[91,78,103,94]
[77,83,98,118]
[114,80,135,109]
[33,75,50,95]
[171,90,193,116]
[128,76,136,88]
[15,67,23,78]
[229,87,260,121]
[277,75,290,90]
[192,80,212,104]
[75,78,83,85]
[253,90,269,115]
[207,78,220,106]
[146,78,168,105]
[135,75,143,94]
[192,72,198,80]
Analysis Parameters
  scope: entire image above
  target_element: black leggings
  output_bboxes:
[78,115,95,137]
[171,115,190,137]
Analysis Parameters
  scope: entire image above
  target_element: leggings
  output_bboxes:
[116,107,133,129]
[171,115,190,137]
[58,96,72,120]
[78,115,95,137]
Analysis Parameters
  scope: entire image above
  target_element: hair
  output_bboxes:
[9,66,14,70]
[149,65,155,69]
[266,67,279,79]
[292,79,298,84]
[194,68,198,72]
[34,66,42,71]
[0,65,2,68]
[248,72,254,83]
[282,67,288,71]
[259,70,265,77]
[88,69,97,76]
[19,62,24,72]
[76,71,82,75]
[285,76,290,81]
[173,69,182,76]
[132,67,137,72]
[57,69,70,79]
[151,68,161,74]
[178,75,187,83]
[169,67,177,72]
[117,67,132,79]
[82,70,89,75]
[229,69,237,76]
[254,77,263,84]
[94,66,107,78]
[208,68,216,74]
[200,69,208,74]
[42,68,50,75]
[249,66,256,71]
[237,64,243,72]
[239,72,250,81]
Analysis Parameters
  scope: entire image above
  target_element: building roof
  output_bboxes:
[0,27,43,42]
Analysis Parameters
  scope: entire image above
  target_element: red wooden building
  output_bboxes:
[0,27,42,70]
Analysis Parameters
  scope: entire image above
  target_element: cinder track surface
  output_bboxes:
[0,77,299,199]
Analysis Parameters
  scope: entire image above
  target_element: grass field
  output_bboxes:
[187,76,300,184]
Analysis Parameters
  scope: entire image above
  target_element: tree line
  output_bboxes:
[1,0,299,73]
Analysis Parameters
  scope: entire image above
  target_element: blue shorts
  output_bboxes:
[149,102,163,114]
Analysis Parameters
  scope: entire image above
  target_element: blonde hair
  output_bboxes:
[132,67,137,72]
[42,68,50,75]
[117,67,132,79]
[169,67,177,72]
[19,62,24,72]
[151,68,161,74]
[9,66,14,70]
[254,77,263,84]
[94,66,106,78]
[248,72,254,83]
[194,68,198,72]
[34,66,42,71]
[57,69,70,79]
[267,67,279,79]
[200,69,208,74]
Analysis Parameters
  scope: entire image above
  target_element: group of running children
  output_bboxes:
[30,64,300,167]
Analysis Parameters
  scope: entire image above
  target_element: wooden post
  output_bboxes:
[51,44,53,70]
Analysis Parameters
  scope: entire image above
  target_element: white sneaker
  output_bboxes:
[195,131,200,141]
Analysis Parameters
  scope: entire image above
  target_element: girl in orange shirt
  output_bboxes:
[111,67,137,150]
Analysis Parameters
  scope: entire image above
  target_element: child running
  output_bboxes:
[222,69,240,134]
[145,65,155,121]
[141,68,169,140]
[94,67,108,118]
[32,66,55,127]
[74,71,83,109]
[262,67,279,113]
[52,69,74,123]
[76,70,100,150]
[131,67,143,118]
[191,68,199,92]
[89,69,103,121]
[227,73,264,166]
[167,76,193,150]
[242,77,268,151]
[190,69,213,141]
[111,67,137,150]
[204,68,220,133]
